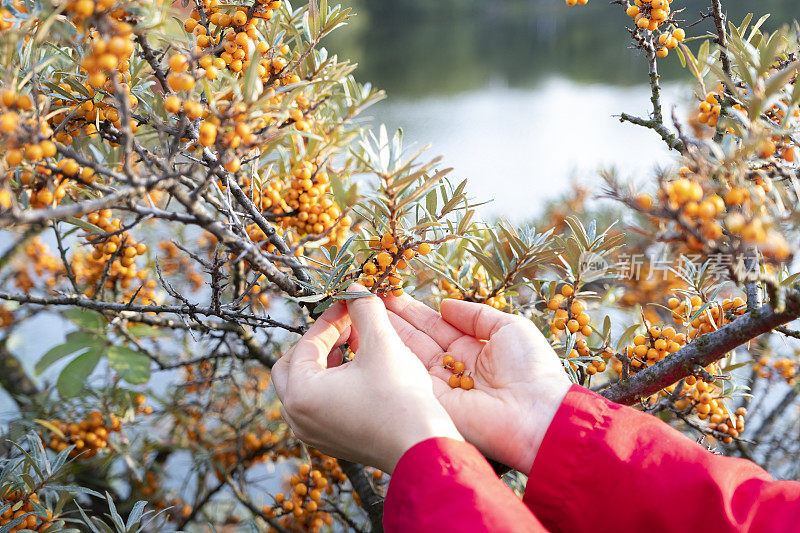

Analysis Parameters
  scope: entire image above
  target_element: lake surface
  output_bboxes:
[328,0,797,220]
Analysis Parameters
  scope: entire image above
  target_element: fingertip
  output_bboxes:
[346,282,369,293]
[320,300,347,320]
[439,297,467,321]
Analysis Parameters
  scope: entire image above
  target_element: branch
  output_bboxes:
[223,176,312,285]
[337,459,384,533]
[601,295,800,405]
[619,113,685,152]
[710,0,733,81]
[0,291,303,334]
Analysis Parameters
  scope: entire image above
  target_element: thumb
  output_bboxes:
[345,283,401,353]
[289,302,351,373]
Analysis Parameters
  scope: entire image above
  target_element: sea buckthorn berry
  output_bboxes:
[417,242,432,255]
[223,157,240,173]
[448,374,461,388]
[757,139,776,159]
[560,284,574,297]
[635,193,653,209]
[164,94,181,114]
[232,10,247,26]
[452,361,465,374]
[380,234,395,248]
[460,374,474,390]
[169,54,189,73]
[442,355,454,368]
[376,252,392,267]
[199,123,217,146]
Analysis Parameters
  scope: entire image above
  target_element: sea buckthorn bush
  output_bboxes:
[0,0,798,529]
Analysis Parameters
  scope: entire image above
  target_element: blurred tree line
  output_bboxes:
[330,0,798,96]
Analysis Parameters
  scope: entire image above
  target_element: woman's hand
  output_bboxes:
[271,285,462,473]
[383,294,571,474]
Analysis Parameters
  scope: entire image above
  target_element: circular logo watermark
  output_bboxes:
[579,252,610,282]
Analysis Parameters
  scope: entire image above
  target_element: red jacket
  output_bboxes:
[384,384,800,532]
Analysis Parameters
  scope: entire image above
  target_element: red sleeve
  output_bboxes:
[384,437,547,532]
[523,384,800,533]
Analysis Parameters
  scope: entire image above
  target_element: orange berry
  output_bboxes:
[6,149,23,166]
[635,193,653,209]
[757,139,776,159]
[232,10,247,26]
[223,157,240,173]
[164,94,181,114]
[376,252,392,268]
[381,234,395,248]
[169,54,189,73]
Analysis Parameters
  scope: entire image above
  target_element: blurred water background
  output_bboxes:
[327,0,796,220]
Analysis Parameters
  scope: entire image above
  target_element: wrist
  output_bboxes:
[381,400,462,473]
[511,379,571,473]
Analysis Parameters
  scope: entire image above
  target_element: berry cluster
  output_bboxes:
[443,355,474,390]
[662,178,724,246]
[74,210,155,302]
[753,355,797,385]
[19,238,60,290]
[619,325,686,371]
[547,284,592,338]
[360,234,433,296]
[182,359,216,394]
[184,1,284,78]
[132,468,194,520]
[0,490,54,533]
[568,338,610,375]
[0,89,74,209]
[80,27,135,93]
[280,162,347,237]
[0,305,12,328]
[696,90,728,129]
[668,296,746,339]
[654,27,685,58]
[48,75,138,147]
[263,453,344,532]
[211,428,280,474]
[623,0,686,59]
[440,272,509,309]
[43,410,123,458]
[673,378,747,443]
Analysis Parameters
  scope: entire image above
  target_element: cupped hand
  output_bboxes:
[382,294,571,473]
[271,284,462,473]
